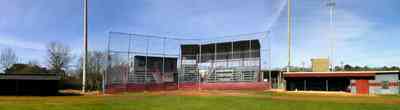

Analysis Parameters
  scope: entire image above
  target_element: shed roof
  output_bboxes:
[0,74,61,80]
[283,71,399,78]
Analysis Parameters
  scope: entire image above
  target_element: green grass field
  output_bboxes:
[0,90,399,110]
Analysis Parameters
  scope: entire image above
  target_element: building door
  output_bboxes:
[356,80,369,94]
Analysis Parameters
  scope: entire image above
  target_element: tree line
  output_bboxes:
[288,65,400,72]
[0,42,106,91]
[2,42,399,91]
[335,64,400,71]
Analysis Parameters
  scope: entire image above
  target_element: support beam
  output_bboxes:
[162,37,166,84]
[268,36,272,84]
[304,79,307,91]
[178,40,182,89]
[15,80,18,95]
[103,33,111,94]
[214,43,217,82]
[231,41,234,81]
[277,71,281,88]
[131,38,135,84]
[249,40,253,81]
[126,35,132,92]
[326,80,329,91]
[145,39,149,84]
[198,43,202,90]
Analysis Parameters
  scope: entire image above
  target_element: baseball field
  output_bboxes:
[0,90,399,110]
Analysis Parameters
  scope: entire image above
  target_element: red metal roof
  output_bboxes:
[283,71,399,78]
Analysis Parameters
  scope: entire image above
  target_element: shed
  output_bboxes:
[284,71,400,94]
[0,74,60,95]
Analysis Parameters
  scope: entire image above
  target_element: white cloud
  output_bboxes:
[265,0,288,31]
[0,35,45,51]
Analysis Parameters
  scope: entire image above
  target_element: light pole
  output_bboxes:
[268,31,272,85]
[327,0,336,72]
[82,0,88,93]
[287,0,292,73]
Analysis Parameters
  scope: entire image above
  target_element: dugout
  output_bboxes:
[284,71,400,94]
[284,71,375,91]
[0,74,60,95]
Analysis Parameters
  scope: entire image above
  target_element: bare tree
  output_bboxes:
[0,48,18,70]
[47,42,72,75]
[78,51,107,90]
[28,60,39,66]
[90,51,107,74]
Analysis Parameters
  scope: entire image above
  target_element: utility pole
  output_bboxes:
[340,61,344,71]
[82,0,88,93]
[327,0,336,72]
[287,0,292,73]
[268,31,272,85]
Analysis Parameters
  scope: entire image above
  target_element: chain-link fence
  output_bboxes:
[105,31,269,93]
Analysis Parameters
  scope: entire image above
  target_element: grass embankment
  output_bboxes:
[0,90,399,110]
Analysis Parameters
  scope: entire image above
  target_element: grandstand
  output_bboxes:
[105,32,269,93]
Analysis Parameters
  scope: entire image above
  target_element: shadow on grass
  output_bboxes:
[0,92,82,96]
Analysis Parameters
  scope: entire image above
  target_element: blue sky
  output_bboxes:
[0,0,399,69]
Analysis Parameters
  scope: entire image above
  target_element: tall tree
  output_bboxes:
[343,64,352,71]
[0,48,18,71]
[334,66,342,71]
[5,64,49,74]
[47,42,72,76]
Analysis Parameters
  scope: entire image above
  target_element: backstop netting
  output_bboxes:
[106,31,269,93]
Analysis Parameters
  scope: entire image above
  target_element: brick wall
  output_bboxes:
[106,82,270,93]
